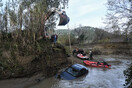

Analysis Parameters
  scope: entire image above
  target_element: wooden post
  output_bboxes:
[67,24,71,51]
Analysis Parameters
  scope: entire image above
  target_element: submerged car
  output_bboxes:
[56,64,88,80]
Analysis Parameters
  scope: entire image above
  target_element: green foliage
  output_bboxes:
[56,25,131,44]
[124,63,132,88]
[64,46,71,54]
[0,0,69,79]
[98,38,110,43]
[0,58,24,74]
[0,49,2,56]
[35,41,41,53]
[57,32,77,45]
[9,9,17,25]
[73,26,96,43]
[4,43,11,50]
[78,33,85,41]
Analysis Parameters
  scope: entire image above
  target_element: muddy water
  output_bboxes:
[27,55,132,88]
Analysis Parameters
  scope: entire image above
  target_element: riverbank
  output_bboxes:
[27,55,131,88]
[1,42,131,80]
[72,42,132,55]
[0,42,131,88]
[0,55,132,88]
[0,39,71,80]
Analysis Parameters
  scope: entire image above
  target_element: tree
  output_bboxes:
[105,0,132,39]
[0,0,69,49]
[0,0,69,40]
[73,26,98,43]
[124,63,132,88]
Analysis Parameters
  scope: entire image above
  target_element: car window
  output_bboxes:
[79,69,87,76]
[66,67,79,77]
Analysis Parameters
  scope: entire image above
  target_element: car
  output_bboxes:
[56,64,88,80]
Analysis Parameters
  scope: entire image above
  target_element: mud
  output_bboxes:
[0,55,131,88]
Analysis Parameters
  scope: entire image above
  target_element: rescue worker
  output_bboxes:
[51,34,58,46]
[89,51,93,60]
[53,34,58,45]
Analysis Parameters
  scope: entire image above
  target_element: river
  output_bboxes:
[27,55,132,88]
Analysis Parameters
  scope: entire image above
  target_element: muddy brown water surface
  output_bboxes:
[0,55,132,88]
[27,55,132,88]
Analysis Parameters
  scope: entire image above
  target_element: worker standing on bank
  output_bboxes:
[53,34,58,45]
[89,51,93,60]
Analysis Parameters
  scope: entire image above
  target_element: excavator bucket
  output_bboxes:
[58,12,70,26]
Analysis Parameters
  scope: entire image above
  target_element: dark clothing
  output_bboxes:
[103,61,109,66]
[54,35,57,43]
[78,49,84,54]
[51,35,54,42]
[72,49,85,56]
[51,34,58,42]
[83,53,86,56]
[89,52,93,60]
[97,62,100,65]
[72,50,77,55]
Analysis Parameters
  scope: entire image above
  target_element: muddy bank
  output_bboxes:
[0,42,131,88]
[72,42,132,55]
[0,73,44,88]
[0,55,131,88]
[0,40,71,80]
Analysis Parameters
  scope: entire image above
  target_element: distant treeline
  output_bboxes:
[56,26,132,45]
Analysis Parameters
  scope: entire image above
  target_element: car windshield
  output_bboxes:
[66,67,79,77]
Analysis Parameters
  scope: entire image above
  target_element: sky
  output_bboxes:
[57,0,107,29]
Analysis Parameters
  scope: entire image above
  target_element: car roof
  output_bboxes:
[71,64,87,71]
